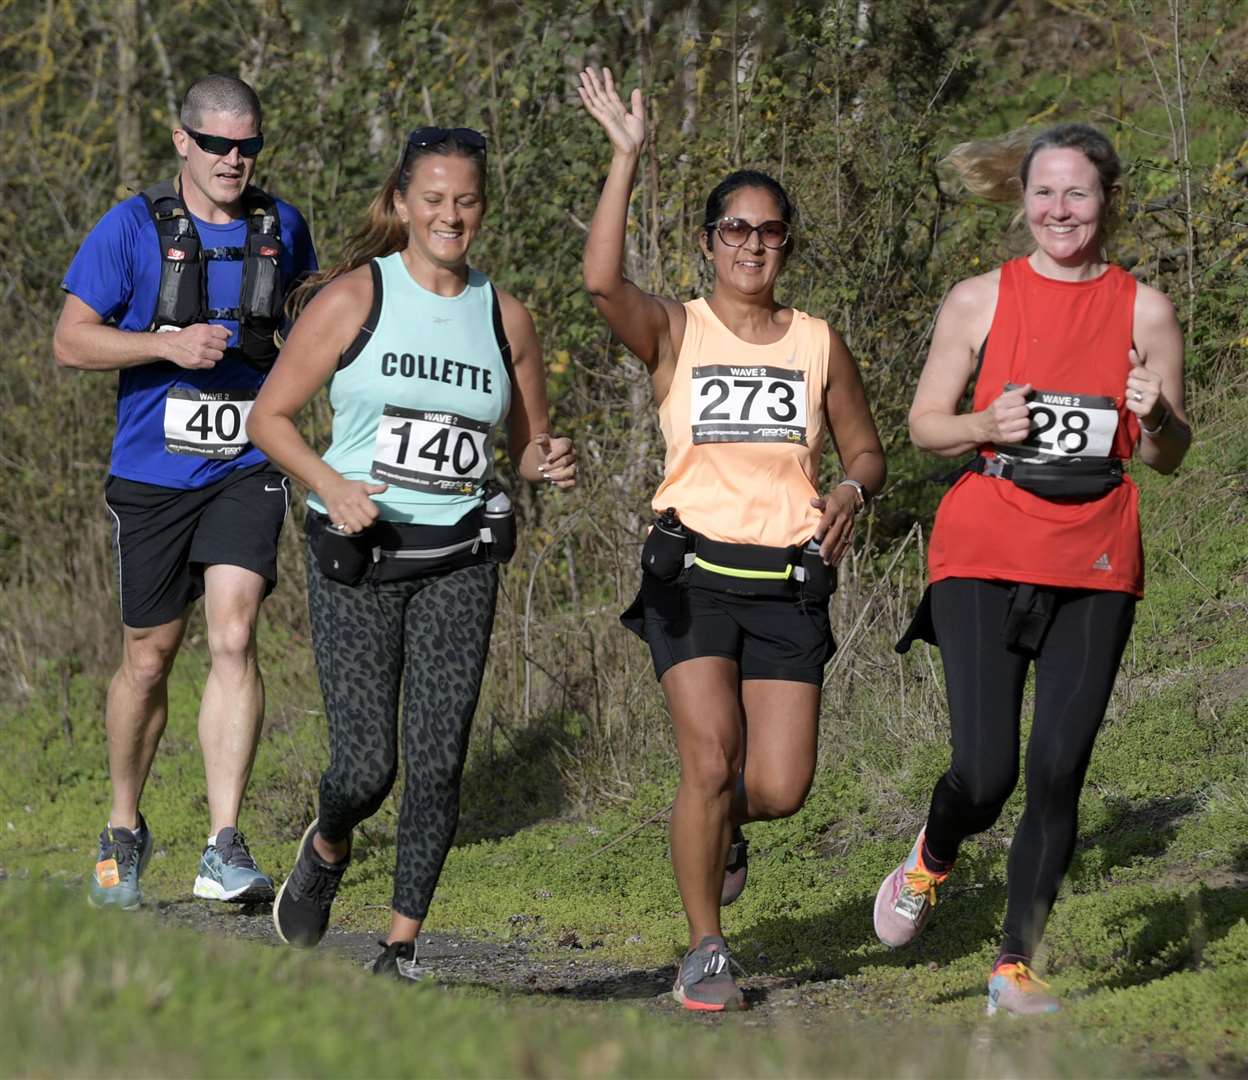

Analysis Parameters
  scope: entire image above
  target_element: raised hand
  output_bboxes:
[979,383,1034,445]
[577,66,645,157]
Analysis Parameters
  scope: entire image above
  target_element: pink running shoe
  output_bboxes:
[873,829,950,948]
[986,960,1061,1016]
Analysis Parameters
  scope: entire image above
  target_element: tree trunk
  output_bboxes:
[114,0,142,194]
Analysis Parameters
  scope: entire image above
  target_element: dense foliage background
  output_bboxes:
[1,0,1245,803]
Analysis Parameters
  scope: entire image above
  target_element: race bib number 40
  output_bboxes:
[999,384,1118,460]
[371,405,491,494]
[690,365,808,445]
[164,389,254,459]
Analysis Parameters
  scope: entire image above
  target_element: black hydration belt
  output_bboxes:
[684,532,835,601]
[968,453,1123,500]
[310,510,499,586]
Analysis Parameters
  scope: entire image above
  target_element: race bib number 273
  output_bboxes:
[690,365,808,445]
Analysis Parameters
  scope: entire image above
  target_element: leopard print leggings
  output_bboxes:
[306,546,498,920]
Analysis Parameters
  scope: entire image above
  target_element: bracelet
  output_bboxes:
[837,479,867,513]
[1140,407,1170,437]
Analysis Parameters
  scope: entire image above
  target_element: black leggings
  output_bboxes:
[306,546,498,920]
[924,578,1135,959]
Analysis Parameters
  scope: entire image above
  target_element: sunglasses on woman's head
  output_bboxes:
[182,126,265,157]
[407,127,487,153]
[713,217,790,250]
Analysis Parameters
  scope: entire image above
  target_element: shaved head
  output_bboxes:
[179,74,262,130]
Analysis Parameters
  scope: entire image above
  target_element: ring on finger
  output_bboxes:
[1132,389,1144,401]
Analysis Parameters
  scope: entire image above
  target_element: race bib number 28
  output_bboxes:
[371,405,491,494]
[690,365,808,445]
[1000,383,1118,460]
[164,389,254,459]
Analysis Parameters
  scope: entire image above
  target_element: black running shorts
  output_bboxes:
[621,573,836,685]
[104,462,289,628]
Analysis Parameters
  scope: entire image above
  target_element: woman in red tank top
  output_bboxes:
[578,65,885,1012]
[874,124,1191,1016]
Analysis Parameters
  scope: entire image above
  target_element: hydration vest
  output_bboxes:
[141,179,286,370]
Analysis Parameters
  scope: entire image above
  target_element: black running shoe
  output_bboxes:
[272,819,349,948]
[371,939,431,982]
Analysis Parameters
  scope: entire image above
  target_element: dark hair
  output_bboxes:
[286,131,486,320]
[180,74,262,130]
[703,170,795,250]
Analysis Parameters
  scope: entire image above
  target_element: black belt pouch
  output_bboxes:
[307,511,372,586]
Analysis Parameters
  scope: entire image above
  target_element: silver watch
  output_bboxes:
[837,478,867,513]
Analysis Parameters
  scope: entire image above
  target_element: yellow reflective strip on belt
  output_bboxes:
[692,556,793,581]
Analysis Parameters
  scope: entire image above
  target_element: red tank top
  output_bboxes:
[928,257,1143,596]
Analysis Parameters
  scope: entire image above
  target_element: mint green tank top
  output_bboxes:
[308,252,513,525]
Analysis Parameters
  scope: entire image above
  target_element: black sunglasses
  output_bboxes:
[713,217,790,250]
[407,127,487,154]
[182,126,265,157]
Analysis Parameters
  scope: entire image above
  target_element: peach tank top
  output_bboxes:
[652,298,830,548]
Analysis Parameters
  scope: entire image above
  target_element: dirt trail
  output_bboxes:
[150,897,851,1024]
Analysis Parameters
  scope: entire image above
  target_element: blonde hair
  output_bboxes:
[285,135,485,321]
[941,123,1124,250]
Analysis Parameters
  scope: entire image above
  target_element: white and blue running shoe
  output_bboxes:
[193,827,274,903]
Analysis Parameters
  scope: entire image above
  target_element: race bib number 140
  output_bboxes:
[371,405,491,494]
[690,365,808,445]
[999,383,1118,460]
[164,389,254,459]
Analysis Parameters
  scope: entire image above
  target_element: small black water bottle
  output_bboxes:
[642,507,688,582]
[483,487,516,563]
[799,539,837,605]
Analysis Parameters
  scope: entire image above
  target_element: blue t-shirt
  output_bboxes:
[62,188,317,489]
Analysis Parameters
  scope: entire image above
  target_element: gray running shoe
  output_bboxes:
[371,939,431,982]
[273,819,350,948]
[87,816,153,910]
[672,935,746,1012]
[721,827,748,906]
[193,827,275,903]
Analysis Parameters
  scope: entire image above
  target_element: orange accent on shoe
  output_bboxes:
[95,859,121,889]
[992,960,1052,992]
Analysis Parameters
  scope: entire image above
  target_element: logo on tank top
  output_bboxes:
[689,364,808,445]
[1092,553,1112,571]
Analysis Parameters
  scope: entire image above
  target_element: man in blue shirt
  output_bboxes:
[53,74,317,909]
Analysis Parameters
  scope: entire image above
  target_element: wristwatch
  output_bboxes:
[1140,407,1170,437]
[837,478,867,513]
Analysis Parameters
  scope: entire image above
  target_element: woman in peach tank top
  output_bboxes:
[579,66,885,1012]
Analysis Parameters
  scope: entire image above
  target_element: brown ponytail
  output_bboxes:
[284,162,410,322]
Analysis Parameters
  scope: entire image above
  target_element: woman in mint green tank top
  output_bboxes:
[248,128,576,977]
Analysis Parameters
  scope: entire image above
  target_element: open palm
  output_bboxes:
[577,66,645,156]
